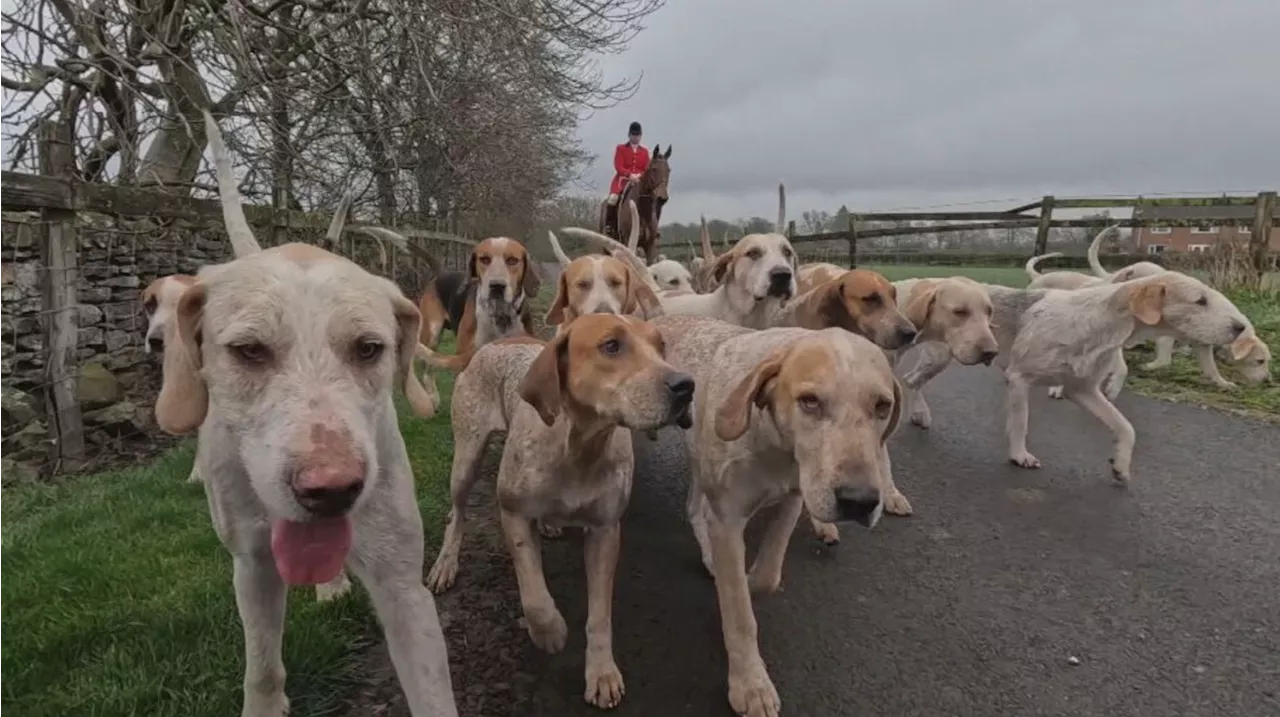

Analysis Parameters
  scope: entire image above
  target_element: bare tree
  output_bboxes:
[3,0,665,234]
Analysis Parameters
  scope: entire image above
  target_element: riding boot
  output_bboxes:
[605,205,617,238]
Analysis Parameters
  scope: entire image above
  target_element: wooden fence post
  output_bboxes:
[786,220,796,239]
[1033,195,1055,256]
[847,213,858,268]
[1251,191,1276,279]
[37,120,85,470]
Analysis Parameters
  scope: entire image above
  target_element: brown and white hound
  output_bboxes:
[417,237,541,370]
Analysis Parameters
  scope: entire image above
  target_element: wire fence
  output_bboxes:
[1,174,474,482]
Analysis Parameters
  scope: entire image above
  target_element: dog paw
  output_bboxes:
[811,520,840,546]
[728,667,781,717]
[526,606,569,654]
[883,490,913,516]
[1047,386,1064,399]
[1109,457,1131,482]
[1212,379,1238,391]
[426,553,459,593]
[909,410,932,429]
[1009,452,1041,469]
[538,519,564,540]
[584,659,626,709]
[314,572,352,602]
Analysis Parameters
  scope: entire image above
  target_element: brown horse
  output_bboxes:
[601,144,672,265]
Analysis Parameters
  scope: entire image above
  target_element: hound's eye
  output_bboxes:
[608,279,624,289]
[230,342,270,364]
[953,308,971,318]
[505,256,519,267]
[354,339,384,363]
[746,249,762,260]
[796,393,822,414]
[576,280,592,291]
[143,298,158,314]
[861,293,882,305]
[782,247,793,259]
[668,278,680,286]
[599,338,622,356]
[478,256,492,266]
[1195,296,1208,307]
[873,397,893,420]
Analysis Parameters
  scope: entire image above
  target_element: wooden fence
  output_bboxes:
[780,192,1278,271]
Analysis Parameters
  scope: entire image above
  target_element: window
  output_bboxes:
[1147,244,1167,254]
[1149,226,1172,234]
[1238,225,1251,234]
[1191,222,1219,234]
[1188,244,1211,253]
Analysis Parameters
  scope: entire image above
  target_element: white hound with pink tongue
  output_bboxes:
[155,109,457,717]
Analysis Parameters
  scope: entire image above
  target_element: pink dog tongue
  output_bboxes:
[270,517,352,586]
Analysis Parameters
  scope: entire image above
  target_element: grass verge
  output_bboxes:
[1,366,458,717]
[866,264,1278,421]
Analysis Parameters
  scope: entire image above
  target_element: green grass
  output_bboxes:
[868,264,1279,420]
[1,364,459,717]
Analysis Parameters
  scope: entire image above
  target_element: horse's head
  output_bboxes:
[646,144,673,203]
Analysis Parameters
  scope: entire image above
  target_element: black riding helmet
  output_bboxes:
[628,121,642,136]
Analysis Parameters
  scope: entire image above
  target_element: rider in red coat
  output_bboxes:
[608,121,650,202]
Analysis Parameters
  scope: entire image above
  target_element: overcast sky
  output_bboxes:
[574,0,1280,224]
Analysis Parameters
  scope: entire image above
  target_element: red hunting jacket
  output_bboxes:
[610,142,650,195]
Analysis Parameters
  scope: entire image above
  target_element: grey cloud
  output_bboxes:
[577,0,1280,222]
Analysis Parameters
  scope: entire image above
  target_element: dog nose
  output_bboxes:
[896,326,918,345]
[980,349,999,366]
[768,267,792,284]
[488,281,507,297]
[592,304,618,315]
[147,337,164,353]
[292,464,365,517]
[665,372,696,402]
[1231,320,1246,337]
[834,486,882,527]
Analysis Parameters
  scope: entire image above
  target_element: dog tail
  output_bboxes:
[625,199,641,254]
[1024,252,1064,279]
[201,108,262,258]
[700,214,716,260]
[776,183,786,234]
[546,230,573,268]
[324,185,358,246]
[1087,223,1122,279]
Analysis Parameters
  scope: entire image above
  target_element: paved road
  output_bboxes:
[512,368,1280,717]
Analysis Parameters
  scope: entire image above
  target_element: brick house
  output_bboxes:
[1132,205,1276,255]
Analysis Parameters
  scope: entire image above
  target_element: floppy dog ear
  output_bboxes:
[711,249,737,284]
[391,292,440,418]
[467,249,479,281]
[882,378,904,444]
[519,332,568,426]
[155,283,209,435]
[520,253,541,298]
[545,272,572,326]
[904,283,938,331]
[1229,332,1258,362]
[715,352,784,442]
[622,269,664,319]
[1127,282,1165,325]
